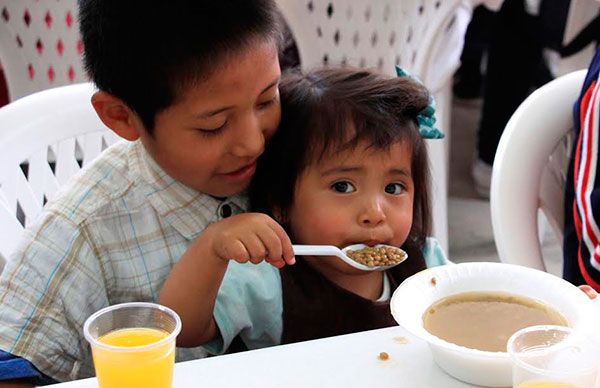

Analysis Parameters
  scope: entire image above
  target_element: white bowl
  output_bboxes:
[390,262,598,387]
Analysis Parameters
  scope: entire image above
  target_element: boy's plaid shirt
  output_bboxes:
[0,140,247,382]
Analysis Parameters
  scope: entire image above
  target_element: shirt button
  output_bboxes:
[220,204,232,218]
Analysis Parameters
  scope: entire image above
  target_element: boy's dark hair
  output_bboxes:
[249,67,432,255]
[79,0,282,132]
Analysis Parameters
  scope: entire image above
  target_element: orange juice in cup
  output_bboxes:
[84,302,181,388]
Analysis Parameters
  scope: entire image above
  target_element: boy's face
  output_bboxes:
[287,140,415,275]
[138,40,281,197]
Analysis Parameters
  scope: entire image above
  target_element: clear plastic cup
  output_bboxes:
[507,325,599,388]
[83,302,181,388]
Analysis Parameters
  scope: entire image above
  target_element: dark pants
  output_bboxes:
[476,0,570,165]
[454,5,495,99]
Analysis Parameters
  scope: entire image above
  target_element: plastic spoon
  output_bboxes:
[292,243,408,272]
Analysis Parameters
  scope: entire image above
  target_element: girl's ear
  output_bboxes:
[91,91,143,141]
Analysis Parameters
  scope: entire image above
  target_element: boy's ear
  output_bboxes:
[91,91,142,141]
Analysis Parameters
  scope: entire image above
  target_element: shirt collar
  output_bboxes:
[128,141,249,240]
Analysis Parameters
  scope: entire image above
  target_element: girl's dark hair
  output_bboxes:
[79,0,282,133]
[249,67,433,255]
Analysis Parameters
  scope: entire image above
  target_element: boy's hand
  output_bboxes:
[579,285,598,300]
[205,213,295,268]
[160,213,294,346]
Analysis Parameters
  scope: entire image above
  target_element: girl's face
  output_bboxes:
[286,140,415,275]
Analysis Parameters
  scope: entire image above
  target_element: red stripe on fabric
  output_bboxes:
[572,83,596,276]
[579,248,600,291]
[574,81,596,182]
[578,85,599,248]
[581,80,596,124]
[574,201,582,238]
[573,201,594,287]
[576,79,600,284]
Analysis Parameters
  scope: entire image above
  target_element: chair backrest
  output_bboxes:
[490,70,587,271]
[0,0,86,101]
[275,0,472,253]
[0,82,119,270]
[275,0,468,87]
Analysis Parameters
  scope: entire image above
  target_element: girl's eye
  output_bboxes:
[385,183,404,195]
[197,122,227,136]
[331,181,356,193]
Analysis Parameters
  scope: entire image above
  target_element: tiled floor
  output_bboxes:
[447,95,563,276]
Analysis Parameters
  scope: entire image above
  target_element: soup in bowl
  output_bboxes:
[390,262,598,387]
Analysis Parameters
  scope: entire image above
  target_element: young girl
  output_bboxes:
[159,66,448,353]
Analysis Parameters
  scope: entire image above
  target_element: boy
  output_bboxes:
[0,0,293,385]
[564,43,600,293]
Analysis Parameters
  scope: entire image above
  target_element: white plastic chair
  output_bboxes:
[0,0,86,101]
[0,82,119,271]
[275,0,474,252]
[490,69,587,272]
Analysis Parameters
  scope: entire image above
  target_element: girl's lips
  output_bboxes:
[341,240,383,248]
[364,240,381,247]
[220,161,257,180]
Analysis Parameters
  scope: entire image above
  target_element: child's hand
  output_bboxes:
[205,213,295,268]
[579,285,598,299]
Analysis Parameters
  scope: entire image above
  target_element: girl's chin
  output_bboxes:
[305,258,373,276]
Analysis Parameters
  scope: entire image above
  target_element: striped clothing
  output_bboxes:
[564,46,600,291]
[0,140,247,382]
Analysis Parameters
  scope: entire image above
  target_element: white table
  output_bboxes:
[53,326,480,387]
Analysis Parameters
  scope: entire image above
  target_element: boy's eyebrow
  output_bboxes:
[197,77,280,119]
[259,78,280,94]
